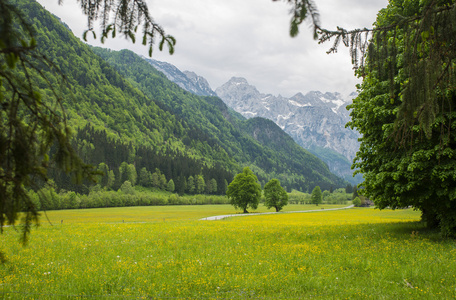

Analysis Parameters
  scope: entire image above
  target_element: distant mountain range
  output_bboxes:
[144,60,361,185]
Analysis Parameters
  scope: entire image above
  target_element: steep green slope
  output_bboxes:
[16,0,344,193]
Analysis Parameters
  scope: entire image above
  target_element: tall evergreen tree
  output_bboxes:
[119,162,129,185]
[210,178,217,195]
[139,167,150,187]
[127,164,137,186]
[150,172,159,188]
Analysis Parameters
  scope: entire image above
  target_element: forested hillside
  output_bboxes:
[18,0,345,194]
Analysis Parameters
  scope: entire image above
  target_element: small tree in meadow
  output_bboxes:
[264,179,288,212]
[226,167,261,213]
[352,197,362,207]
[311,186,322,206]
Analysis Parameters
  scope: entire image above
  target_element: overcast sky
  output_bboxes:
[37,0,388,97]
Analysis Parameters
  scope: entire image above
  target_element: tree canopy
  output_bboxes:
[74,0,176,56]
[311,186,322,206]
[348,0,456,237]
[315,1,456,141]
[1,0,95,243]
[226,167,261,213]
[264,179,288,212]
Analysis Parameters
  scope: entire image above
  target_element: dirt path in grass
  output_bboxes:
[200,205,355,221]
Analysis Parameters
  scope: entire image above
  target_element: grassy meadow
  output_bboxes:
[1,204,456,299]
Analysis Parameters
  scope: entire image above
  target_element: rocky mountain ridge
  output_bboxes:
[215,77,359,160]
[143,58,217,97]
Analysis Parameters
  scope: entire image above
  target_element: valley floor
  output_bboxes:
[1,205,454,299]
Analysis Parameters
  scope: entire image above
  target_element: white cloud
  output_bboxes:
[36,0,388,97]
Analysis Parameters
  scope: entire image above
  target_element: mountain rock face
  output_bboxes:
[215,77,361,184]
[143,58,217,97]
[182,71,217,97]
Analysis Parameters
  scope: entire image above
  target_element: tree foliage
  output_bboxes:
[0,0,97,243]
[226,167,261,213]
[348,0,456,237]
[264,179,288,212]
[82,0,175,56]
[352,197,361,207]
[273,0,320,39]
[167,179,175,193]
[311,186,322,206]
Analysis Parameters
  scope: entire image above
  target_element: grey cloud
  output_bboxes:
[37,0,388,96]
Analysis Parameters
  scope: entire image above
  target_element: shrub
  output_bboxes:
[353,197,362,207]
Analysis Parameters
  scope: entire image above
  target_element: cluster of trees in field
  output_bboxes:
[32,167,360,213]
[28,182,230,211]
[288,187,354,206]
[28,175,359,212]
[226,167,356,214]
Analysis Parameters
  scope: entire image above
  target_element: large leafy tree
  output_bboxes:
[226,167,261,213]
[264,179,288,212]
[348,0,456,237]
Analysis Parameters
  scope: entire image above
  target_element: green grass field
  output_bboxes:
[1,205,455,299]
